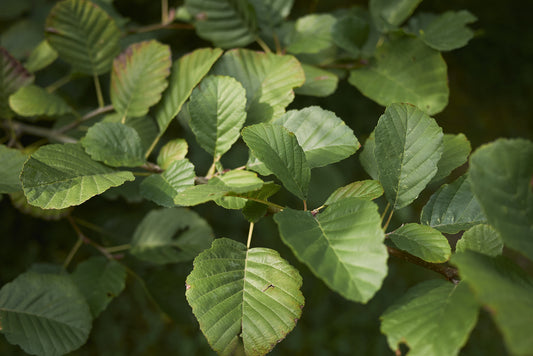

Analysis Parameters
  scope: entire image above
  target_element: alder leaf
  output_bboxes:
[0,144,28,194]
[389,223,451,263]
[248,0,293,32]
[370,0,423,32]
[287,14,336,55]
[325,180,384,205]
[21,143,134,209]
[0,47,34,118]
[156,139,188,170]
[332,15,370,57]
[294,64,338,97]
[24,40,58,72]
[274,198,388,303]
[45,0,120,75]
[186,238,304,356]
[430,133,471,183]
[455,224,503,257]
[111,40,171,118]
[241,182,281,222]
[374,103,443,210]
[9,84,74,117]
[359,131,378,180]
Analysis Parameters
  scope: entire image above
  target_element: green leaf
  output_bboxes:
[332,15,370,57]
[381,279,479,356]
[455,224,503,257]
[389,223,451,263]
[9,84,74,117]
[348,36,449,115]
[0,271,92,356]
[185,0,257,48]
[140,159,195,207]
[186,238,304,356]
[213,49,305,124]
[294,64,338,97]
[375,103,443,210]
[0,47,34,118]
[325,180,384,205]
[370,0,423,32]
[154,47,223,133]
[287,14,336,54]
[82,122,145,167]
[421,175,486,233]
[430,133,471,183]
[248,0,293,31]
[468,138,533,261]
[241,182,281,222]
[408,10,477,51]
[452,252,533,355]
[359,131,378,180]
[273,106,359,168]
[71,256,126,318]
[9,191,71,221]
[45,0,120,75]
[111,40,171,118]
[274,198,388,303]
[25,40,58,72]
[21,143,135,209]
[157,139,188,170]
[189,75,247,158]
[242,123,310,200]
[130,208,213,264]
[0,145,28,193]
[102,113,159,154]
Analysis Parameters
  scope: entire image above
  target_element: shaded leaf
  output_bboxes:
[9,191,71,221]
[359,131,378,180]
[455,224,503,257]
[389,223,451,263]
[325,180,384,205]
[370,0,422,32]
[287,14,336,54]
[186,238,304,356]
[431,133,471,183]
[0,47,34,118]
[25,40,58,72]
[9,84,74,117]
[102,113,159,154]
[241,182,281,222]
[157,139,188,170]
[248,0,293,31]
[294,64,338,97]
[332,15,370,57]
[0,145,28,193]
[274,198,388,303]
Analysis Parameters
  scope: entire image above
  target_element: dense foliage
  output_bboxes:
[0,0,532,355]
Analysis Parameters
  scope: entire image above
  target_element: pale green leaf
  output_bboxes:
[140,159,195,207]
[421,175,486,233]
[375,103,443,209]
[0,145,28,193]
[332,15,370,57]
[325,180,384,205]
[273,106,359,168]
[185,0,257,48]
[154,48,223,133]
[157,139,188,170]
[242,123,310,200]
[455,224,503,257]
[359,131,378,180]
[294,64,338,97]
[111,40,171,118]
[21,143,135,209]
[468,138,533,260]
[213,49,305,123]
[189,75,247,158]
[82,122,145,167]
[349,36,449,115]
[186,238,304,356]
[9,84,74,117]
[209,170,263,210]
[381,279,479,356]
[370,0,423,32]
[389,223,451,263]
[0,271,92,356]
[0,47,34,118]
[45,0,120,75]
[274,198,388,303]
[131,208,213,264]
[287,14,336,54]
[431,133,471,183]
[71,256,126,317]
[25,40,58,72]
[452,252,533,355]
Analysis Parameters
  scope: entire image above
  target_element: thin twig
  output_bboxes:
[56,104,114,134]
[127,22,193,34]
[46,74,72,93]
[105,244,131,253]
[63,236,84,268]
[5,120,77,143]
[256,37,272,53]
[67,215,114,260]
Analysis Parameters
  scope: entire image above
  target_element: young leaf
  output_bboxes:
[274,198,388,303]
[24,40,58,72]
[287,14,337,54]
[455,224,503,257]
[157,139,189,170]
[375,103,443,210]
[294,64,338,97]
[452,252,533,355]
[468,139,533,261]
[332,15,370,57]
[273,106,360,168]
[45,0,120,75]
[140,159,195,207]
[185,0,257,48]
[0,47,34,118]
[325,180,384,205]
[111,40,171,118]
[381,280,479,356]
[359,131,378,180]
[369,0,423,32]
[349,36,449,115]
[82,122,145,167]
[430,133,471,183]
[71,256,127,318]
[131,208,213,264]
[21,143,135,209]
[186,238,304,356]
[242,123,310,200]
[188,75,247,159]
[421,175,486,233]
[213,49,305,123]
[9,84,74,117]
[0,271,92,356]
[0,145,28,193]
[154,48,223,133]
[389,223,451,263]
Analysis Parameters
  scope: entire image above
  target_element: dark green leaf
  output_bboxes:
[0,145,28,193]
[24,40,58,72]
[370,0,422,32]
[248,0,293,31]
[294,64,338,97]
[431,133,471,183]
[389,223,451,263]
[455,224,503,257]
[287,14,336,54]
[332,15,369,57]
[0,47,34,118]
[241,182,281,222]
[359,131,378,180]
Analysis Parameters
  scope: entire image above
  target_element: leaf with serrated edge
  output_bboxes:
[431,133,471,183]
[274,198,388,303]
[21,143,134,209]
[0,145,28,193]
[186,238,304,356]
[157,139,188,170]
[325,180,383,205]
[9,84,73,117]
[381,279,478,356]
[456,224,503,257]
[375,103,443,210]
[0,47,34,118]
[389,223,451,263]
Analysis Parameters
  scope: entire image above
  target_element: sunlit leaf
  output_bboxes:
[430,133,471,183]
[294,64,338,97]
[9,84,74,117]
[0,47,33,118]
[0,145,28,193]
[25,40,58,72]
[325,180,383,205]
[389,223,451,263]
[455,224,503,257]
[157,139,188,170]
